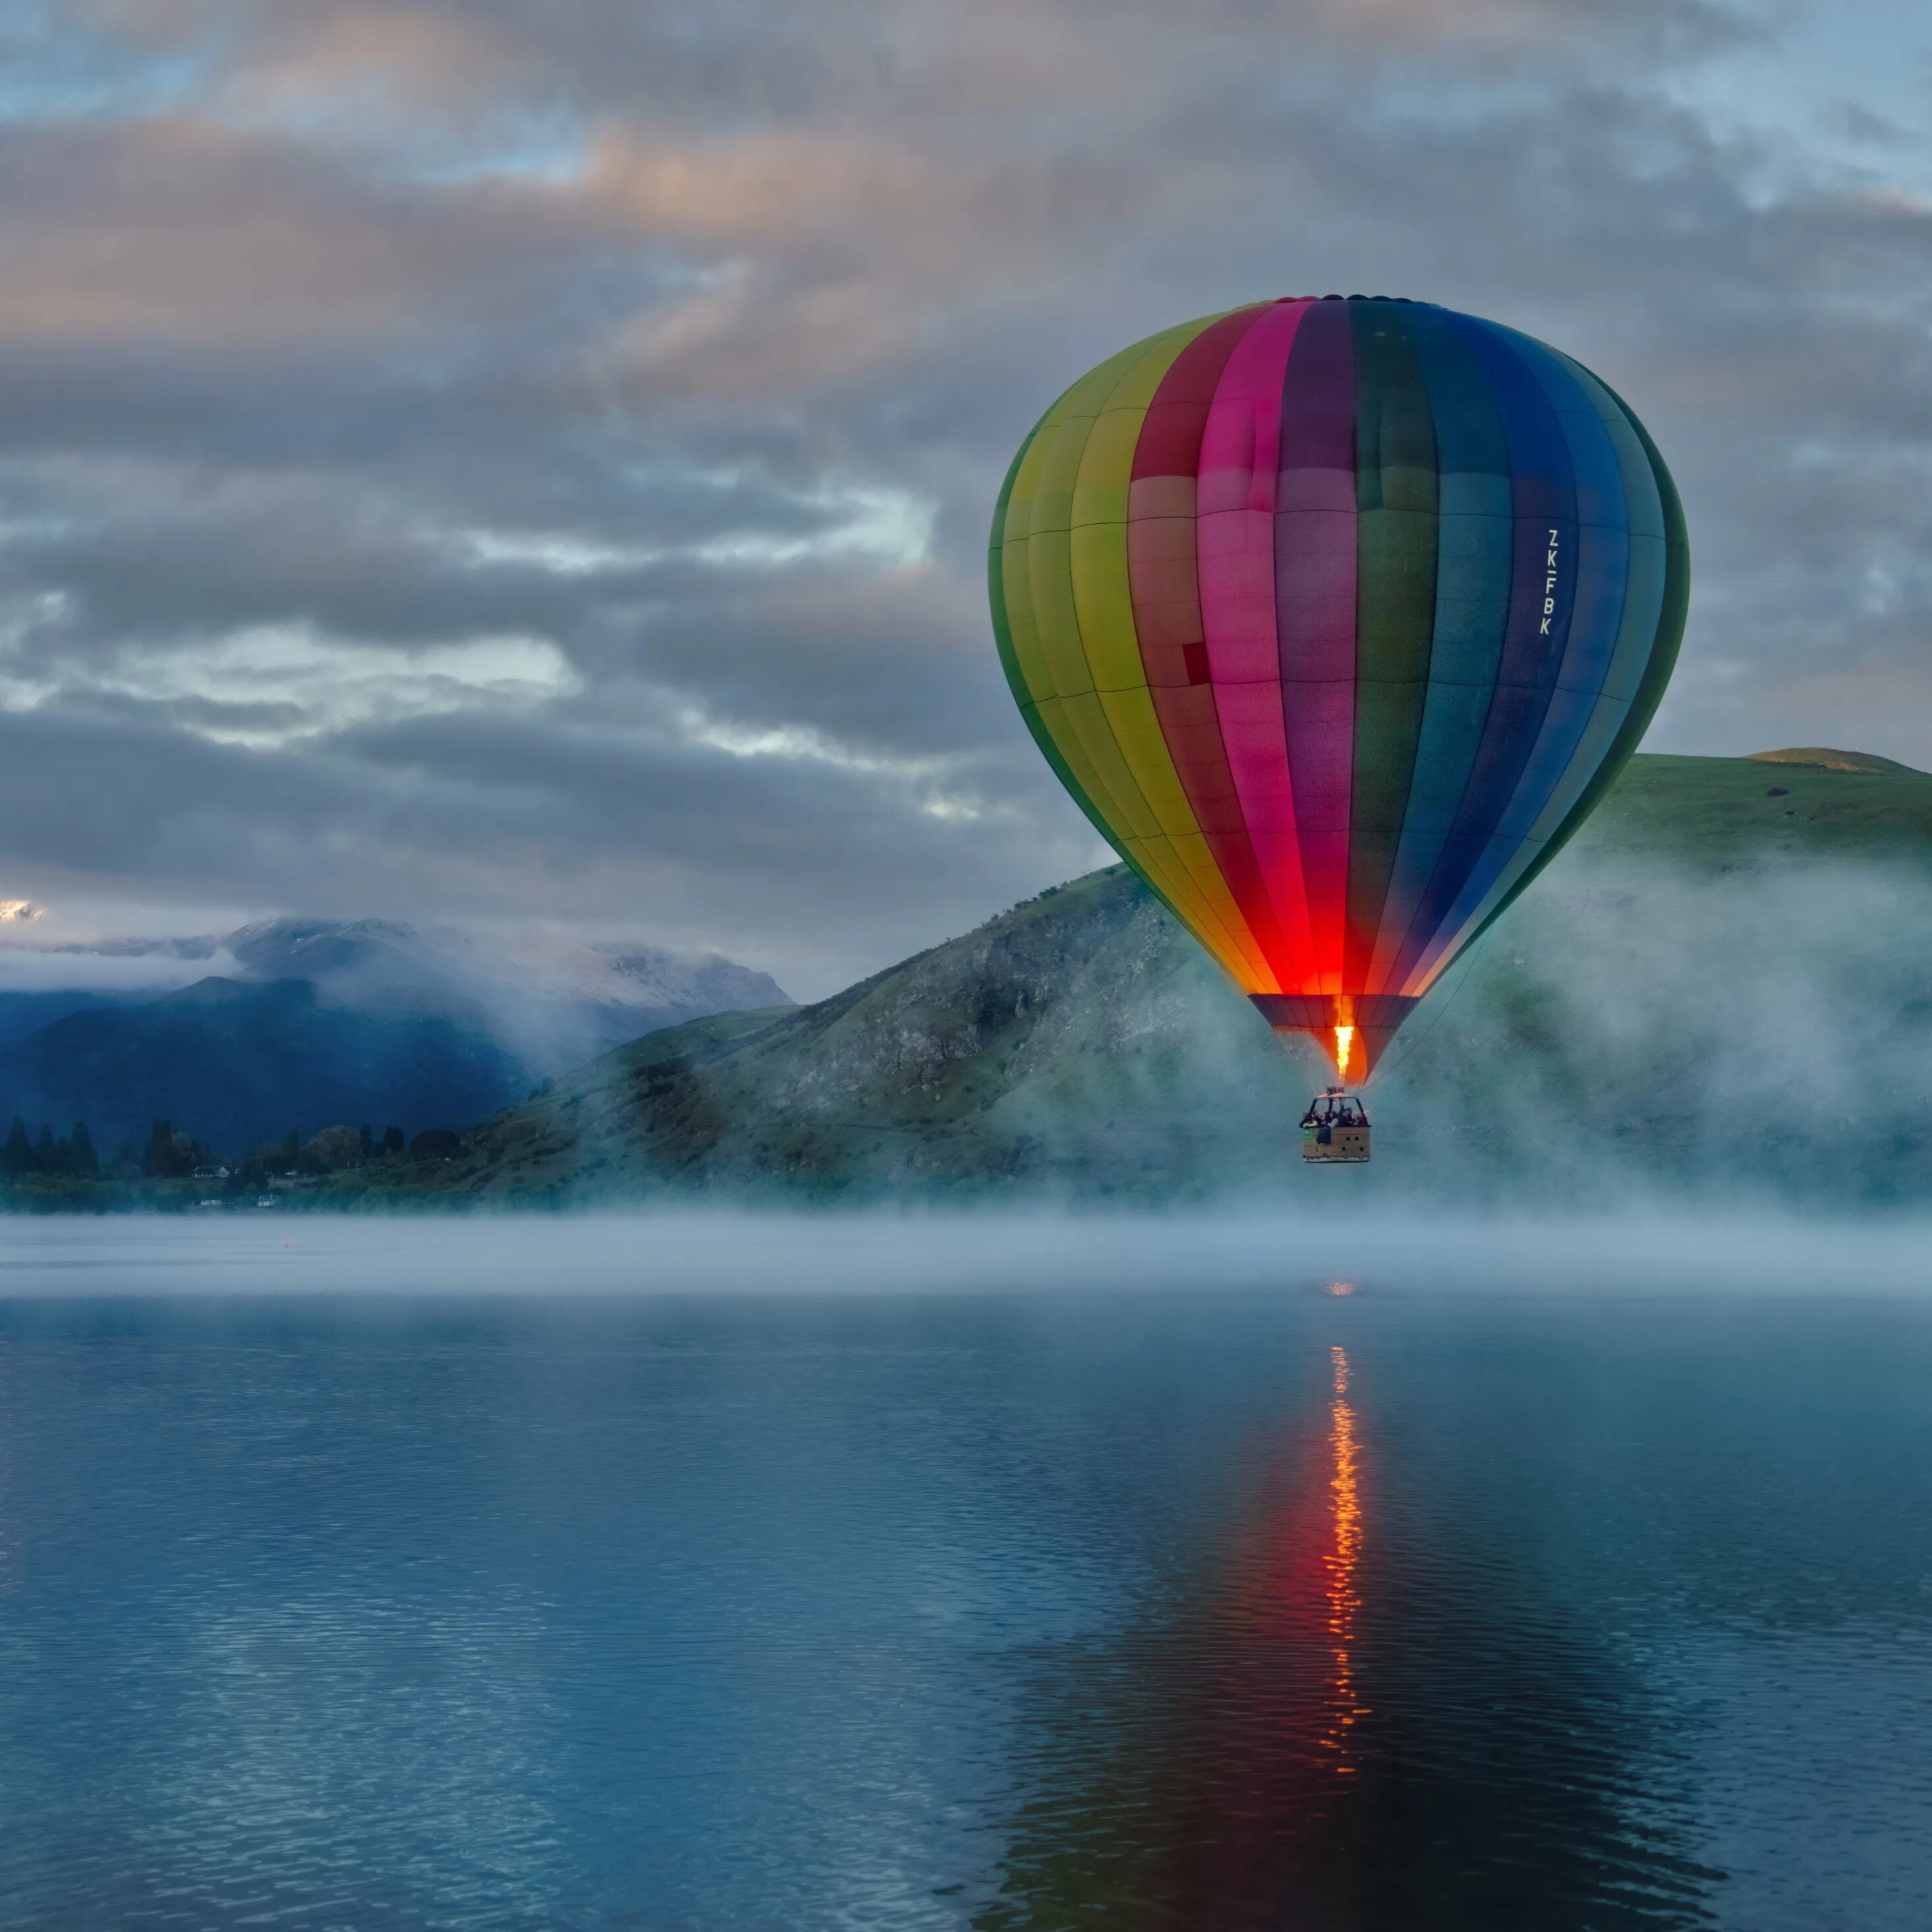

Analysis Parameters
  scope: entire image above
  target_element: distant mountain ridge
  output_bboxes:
[215,917,787,1068]
[0,917,789,1156]
[0,980,519,1158]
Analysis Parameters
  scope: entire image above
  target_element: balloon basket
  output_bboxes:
[1301,1088,1371,1164]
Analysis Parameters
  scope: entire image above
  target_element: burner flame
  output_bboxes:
[1332,1022,1355,1079]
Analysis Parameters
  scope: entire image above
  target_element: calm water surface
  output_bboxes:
[1,1217,1930,1931]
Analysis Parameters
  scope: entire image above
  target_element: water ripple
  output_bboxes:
[0,1236,1929,1928]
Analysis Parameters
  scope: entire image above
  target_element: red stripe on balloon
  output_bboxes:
[1197,299,1318,982]
[1125,305,1292,980]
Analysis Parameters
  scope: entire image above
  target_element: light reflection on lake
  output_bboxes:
[0,1216,1928,1930]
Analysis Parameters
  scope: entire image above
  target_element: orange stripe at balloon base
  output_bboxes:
[1249,992,1419,1083]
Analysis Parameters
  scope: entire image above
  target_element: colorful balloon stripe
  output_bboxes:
[990,295,1688,1081]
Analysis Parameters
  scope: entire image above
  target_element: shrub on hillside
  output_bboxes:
[306,1125,365,1171]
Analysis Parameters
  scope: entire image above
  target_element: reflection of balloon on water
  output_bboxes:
[989,296,1688,1095]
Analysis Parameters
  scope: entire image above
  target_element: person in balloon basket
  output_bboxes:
[1300,1090,1368,1152]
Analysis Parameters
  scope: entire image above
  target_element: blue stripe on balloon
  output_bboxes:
[1382,310,1579,994]
[1464,329,1629,853]
[1408,356,1681,987]
[1365,303,1512,987]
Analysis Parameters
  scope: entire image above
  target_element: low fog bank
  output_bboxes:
[1367,853,1932,1205]
[3,1208,1930,1301]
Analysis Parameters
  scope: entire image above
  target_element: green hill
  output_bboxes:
[1577,749,1932,863]
[382,752,1932,1207]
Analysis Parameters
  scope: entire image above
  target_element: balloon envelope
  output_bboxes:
[989,296,1688,1079]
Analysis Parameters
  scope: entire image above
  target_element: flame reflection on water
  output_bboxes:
[1323,1344,1367,1774]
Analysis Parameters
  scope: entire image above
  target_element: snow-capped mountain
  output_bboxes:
[0,919,792,1151]
[220,918,790,1072]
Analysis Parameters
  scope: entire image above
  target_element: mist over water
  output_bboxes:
[2,1217,1930,1930]
[5,1208,1932,1300]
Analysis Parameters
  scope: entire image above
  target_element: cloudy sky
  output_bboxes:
[1,0,1930,995]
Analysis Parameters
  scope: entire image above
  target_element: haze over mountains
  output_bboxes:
[0,919,787,1154]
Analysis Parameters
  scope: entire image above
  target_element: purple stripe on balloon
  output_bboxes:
[1274,297,1357,991]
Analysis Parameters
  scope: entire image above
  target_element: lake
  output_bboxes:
[1,1214,1929,1930]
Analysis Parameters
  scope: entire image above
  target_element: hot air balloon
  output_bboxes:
[988,296,1687,1104]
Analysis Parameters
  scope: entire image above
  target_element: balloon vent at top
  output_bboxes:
[989,297,1687,1079]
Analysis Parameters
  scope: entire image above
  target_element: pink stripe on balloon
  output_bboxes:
[1196,299,1316,980]
[1274,297,1358,992]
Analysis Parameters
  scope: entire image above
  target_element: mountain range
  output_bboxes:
[7,747,1929,1201]
[0,919,787,1156]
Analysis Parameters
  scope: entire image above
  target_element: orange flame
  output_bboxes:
[1332,1023,1355,1080]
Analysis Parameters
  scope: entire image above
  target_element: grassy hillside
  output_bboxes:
[376,752,1932,1208]
[1571,749,1932,865]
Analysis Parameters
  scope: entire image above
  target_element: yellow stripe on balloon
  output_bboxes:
[1012,346,1239,939]
[1068,322,1279,992]
[998,332,1261,980]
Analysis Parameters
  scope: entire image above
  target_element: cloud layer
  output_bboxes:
[2,0,1930,993]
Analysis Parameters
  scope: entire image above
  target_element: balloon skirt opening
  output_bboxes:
[1251,993,1420,1083]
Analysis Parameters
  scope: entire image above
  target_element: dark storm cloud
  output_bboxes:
[1,0,1927,991]
[0,695,1074,990]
